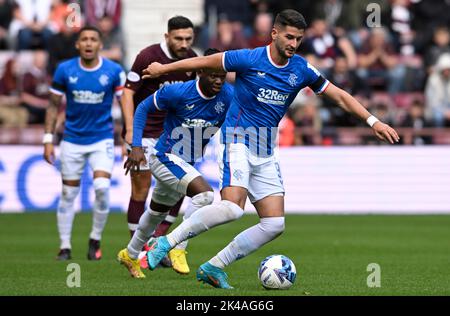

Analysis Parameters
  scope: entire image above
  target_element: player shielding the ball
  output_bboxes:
[143,9,400,289]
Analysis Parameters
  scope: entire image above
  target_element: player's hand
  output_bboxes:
[121,142,131,159]
[372,121,400,144]
[121,131,133,159]
[43,143,55,165]
[124,146,147,175]
[142,62,166,79]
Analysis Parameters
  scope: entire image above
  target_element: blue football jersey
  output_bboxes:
[50,57,125,145]
[221,45,329,156]
[132,80,234,163]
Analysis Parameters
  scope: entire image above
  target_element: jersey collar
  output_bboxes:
[266,45,289,68]
[78,57,103,72]
[160,41,177,60]
[196,80,216,100]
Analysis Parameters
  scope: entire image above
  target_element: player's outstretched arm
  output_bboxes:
[323,83,400,144]
[43,93,63,165]
[142,53,224,79]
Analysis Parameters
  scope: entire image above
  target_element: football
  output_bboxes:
[258,255,297,289]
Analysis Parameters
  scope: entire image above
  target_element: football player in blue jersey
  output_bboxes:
[141,9,400,288]
[117,48,234,278]
[43,26,126,261]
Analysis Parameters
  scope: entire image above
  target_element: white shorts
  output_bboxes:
[148,152,201,207]
[126,137,158,171]
[218,143,285,203]
[60,138,114,180]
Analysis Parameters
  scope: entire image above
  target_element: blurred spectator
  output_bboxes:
[49,0,71,34]
[411,0,450,53]
[0,0,15,50]
[357,27,405,94]
[314,0,345,28]
[400,98,433,145]
[425,53,450,127]
[85,0,121,30]
[97,15,124,65]
[303,19,357,75]
[10,0,54,50]
[278,115,295,147]
[389,0,415,55]
[20,50,49,124]
[291,97,323,145]
[328,56,358,94]
[203,0,254,32]
[424,26,450,73]
[369,101,395,127]
[247,12,272,48]
[209,18,248,51]
[47,10,79,73]
[0,58,28,126]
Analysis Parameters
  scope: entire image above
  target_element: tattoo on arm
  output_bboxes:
[44,93,62,133]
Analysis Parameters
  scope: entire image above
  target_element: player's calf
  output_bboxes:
[56,184,80,256]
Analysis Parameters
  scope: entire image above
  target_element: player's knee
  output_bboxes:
[191,191,214,208]
[61,185,80,203]
[58,185,80,213]
[220,200,245,221]
[260,217,285,238]
[94,178,110,211]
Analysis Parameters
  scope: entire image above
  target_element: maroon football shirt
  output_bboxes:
[123,42,197,138]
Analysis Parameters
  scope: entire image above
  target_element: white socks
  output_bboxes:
[174,191,214,251]
[166,200,244,247]
[127,208,168,259]
[57,185,80,249]
[209,217,285,269]
[89,177,111,241]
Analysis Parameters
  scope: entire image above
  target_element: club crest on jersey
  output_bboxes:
[99,74,109,86]
[214,101,225,114]
[288,73,297,87]
[69,76,78,84]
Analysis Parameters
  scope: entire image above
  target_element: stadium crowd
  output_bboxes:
[0,0,449,145]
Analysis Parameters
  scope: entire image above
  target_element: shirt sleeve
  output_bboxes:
[153,84,178,111]
[50,64,66,96]
[114,66,126,96]
[222,49,252,73]
[305,62,330,94]
[131,93,159,147]
[124,49,149,91]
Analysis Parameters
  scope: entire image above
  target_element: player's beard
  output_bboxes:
[275,41,291,60]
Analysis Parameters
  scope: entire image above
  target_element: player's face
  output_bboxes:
[272,25,304,59]
[199,70,227,95]
[165,28,194,59]
[76,30,102,61]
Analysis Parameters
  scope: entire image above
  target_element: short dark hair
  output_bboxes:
[203,48,221,56]
[274,9,307,30]
[77,25,102,39]
[168,16,194,32]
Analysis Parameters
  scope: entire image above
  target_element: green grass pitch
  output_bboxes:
[0,213,449,296]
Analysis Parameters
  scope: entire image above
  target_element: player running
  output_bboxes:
[141,9,400,288]
[117,48,233,278]
[121,16,197,270]
[43,26,125,260]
